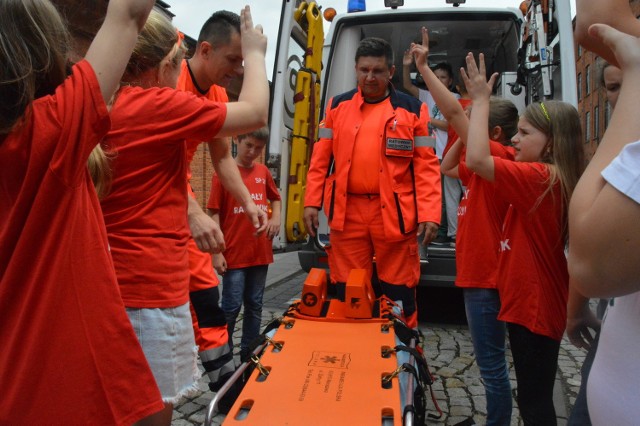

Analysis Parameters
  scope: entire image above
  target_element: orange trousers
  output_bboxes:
[327,194,420,327]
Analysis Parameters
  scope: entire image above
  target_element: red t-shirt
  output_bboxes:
[101,86,227,308]
[493,159,568,341]
[455,142,515,289]
[176,59,229,288]
[207,163,281,268]
[0,61,163,423]
[177,59,229,167]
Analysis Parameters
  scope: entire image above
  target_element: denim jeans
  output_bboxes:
[464,288,512,426]
[221,265,269,355]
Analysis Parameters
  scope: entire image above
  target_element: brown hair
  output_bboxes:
[237,126,270,143]
[0,0,70,135]
[488,97,519,143]
[523,101,585,218]
[198,10,240,47]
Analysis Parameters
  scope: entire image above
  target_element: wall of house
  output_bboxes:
[576,0,640,160]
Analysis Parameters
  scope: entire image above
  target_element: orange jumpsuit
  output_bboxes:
[305,86,441,327]
[176,59,234,390]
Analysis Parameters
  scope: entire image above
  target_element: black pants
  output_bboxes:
[508,322,560,426]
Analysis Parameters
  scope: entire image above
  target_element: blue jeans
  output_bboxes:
[464,288,512,426]
[221,265,269,355]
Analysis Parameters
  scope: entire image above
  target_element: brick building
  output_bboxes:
[576,0,640,159]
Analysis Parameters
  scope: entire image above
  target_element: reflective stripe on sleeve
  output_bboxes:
[318,127,333,139]
[415,136,436,148]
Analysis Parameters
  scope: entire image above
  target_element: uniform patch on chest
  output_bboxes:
[386,138,413,151]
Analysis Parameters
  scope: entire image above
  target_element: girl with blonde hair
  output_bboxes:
[462,52,584,425]
[96,7,268,424]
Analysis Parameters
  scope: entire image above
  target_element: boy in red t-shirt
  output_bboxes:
[207,127,281,362]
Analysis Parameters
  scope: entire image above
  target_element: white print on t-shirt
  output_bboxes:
[233,203,269,215]
[462,188,470,200]
[255,177,266,184]
[499,239,511,252]
[457,205,467,218]
[251,193,264,201]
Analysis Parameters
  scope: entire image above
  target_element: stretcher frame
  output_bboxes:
[205,269,441,426]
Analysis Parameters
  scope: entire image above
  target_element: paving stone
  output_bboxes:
[447,387,469,399]
[445,377,464,388]
[177,402,202,416]
[471,395,487,414]
[450,405,473,417]
[437,367,459,378]
[468,385,485,396]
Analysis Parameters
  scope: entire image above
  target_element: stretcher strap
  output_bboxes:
[395,345,444,420]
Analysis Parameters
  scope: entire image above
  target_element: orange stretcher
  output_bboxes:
[205,268,441,426]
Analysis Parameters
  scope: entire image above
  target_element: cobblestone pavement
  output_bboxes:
[172,271,587,425]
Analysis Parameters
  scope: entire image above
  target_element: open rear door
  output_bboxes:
[268,1,324,250]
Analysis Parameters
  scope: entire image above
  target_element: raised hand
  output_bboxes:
[460,53,498,102]
[409,27,431,69]
[240,5,267,59]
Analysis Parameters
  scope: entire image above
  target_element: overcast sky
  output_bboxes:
[171,0,577,76]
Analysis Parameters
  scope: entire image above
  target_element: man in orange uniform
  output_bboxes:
[303,38,441,328]
[177,10,266,392]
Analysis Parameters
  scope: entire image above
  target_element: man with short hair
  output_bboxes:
[303,37,441,328]
[177,10,267,394]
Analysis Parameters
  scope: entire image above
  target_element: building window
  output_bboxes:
[585,111,591,142]
[605,100,611,129]
[594,105,600,142]
[577,73,582,100]
[586,65,591,95]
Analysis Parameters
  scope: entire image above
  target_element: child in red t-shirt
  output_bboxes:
[462,52,585,424]
[0,1,166,424]
[410,28,519,425]
[207,127,282,362]
[90,7,269,423]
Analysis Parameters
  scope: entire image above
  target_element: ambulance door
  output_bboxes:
[269,1,324,250]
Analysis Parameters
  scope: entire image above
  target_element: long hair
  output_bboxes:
[89,8,186,196]
[0,0,70,135]
[88,145,114,200]
[523,100,585,217]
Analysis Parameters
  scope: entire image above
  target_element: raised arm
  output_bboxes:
[441,137,463,178]
[402,51,420,98]
[461,53,499,182]
[218,6,269,137]
[569,24,640,297]
[85,0,154,103]
[410,28,468,144]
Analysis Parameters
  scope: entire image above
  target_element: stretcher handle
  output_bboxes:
[404,337,416,426]
[204,341,270,426]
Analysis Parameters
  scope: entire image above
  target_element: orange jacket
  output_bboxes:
[305,86,441,241]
